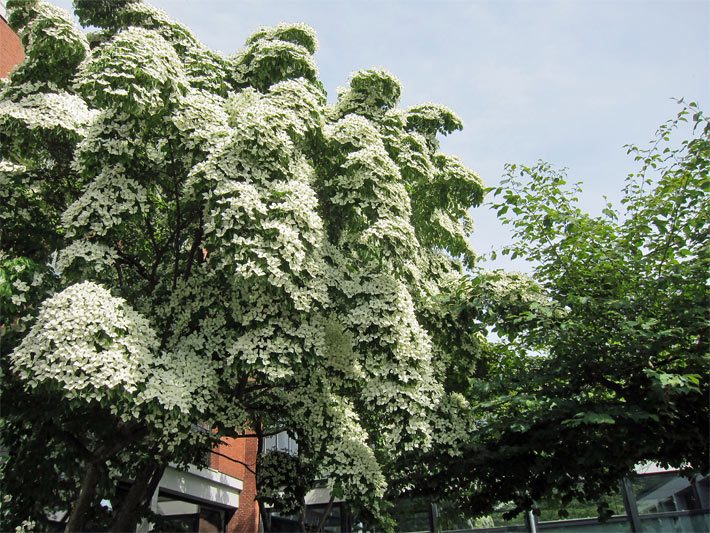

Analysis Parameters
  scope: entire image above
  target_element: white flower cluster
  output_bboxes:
[10,281,218,422]
[319,396,387,507]
[338,269,442,454]
[105,0,231,95]
[171,89,229,154]
[0,91,97,136]
[11,281,158,401]
[318,83,454,455]
[76,26,187,113]
[197,79,330,381]
[330,68,402,120]
[323,114,418,272]
[232,23,319,91]
[6,0,88,96]
[62,165,149,238]
[141,348,218,415]
[55,240,119,276]
[404,103,463,150]
[0,161,29,225]
[430,392,477,457]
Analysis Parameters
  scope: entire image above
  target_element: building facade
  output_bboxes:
[141,437,260,533]
[1,1,24,78]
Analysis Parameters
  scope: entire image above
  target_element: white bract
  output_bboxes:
[2,0,486,525]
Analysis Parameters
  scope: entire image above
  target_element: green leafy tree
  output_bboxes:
[0,1,486,531]
[410,102,709,521]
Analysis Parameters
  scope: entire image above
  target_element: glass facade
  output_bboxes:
[154,491,227,533]
[638,514,710,533]
[378,471,709,533]
[632,472,706,514]
[267,502,350,533]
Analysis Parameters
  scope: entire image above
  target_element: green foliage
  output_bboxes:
[72,0,139,28]
[7,0,88,94]
[400,101,708,524]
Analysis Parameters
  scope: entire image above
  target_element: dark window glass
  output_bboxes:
[155,492,224,533]
[632,472,700,514]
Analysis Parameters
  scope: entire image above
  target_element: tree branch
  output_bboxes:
[210,450,257,476]
[184,217,204,279]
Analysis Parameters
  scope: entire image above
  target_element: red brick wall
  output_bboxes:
[211,437,260,533]
[1,17,24,78]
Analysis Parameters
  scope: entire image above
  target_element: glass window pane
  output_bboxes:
[632,472,699,514]
[199,507,224,533]
[538,518,629,533]
[696,476,709,509]
[639,513,710,533]
[277,432,288,452]
[263,435,277,451]
[155,492,225,533]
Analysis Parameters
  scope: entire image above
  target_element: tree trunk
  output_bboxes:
[255,420,271,533]
[298,499,308,533]
[299,512,307,533]
[316,496,335,532]
[258,499,272,533]
[109,460,165,533]
[64,461,102,533]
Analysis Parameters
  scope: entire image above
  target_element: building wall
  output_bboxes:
[1,13,24,78]
[211,436,260,532]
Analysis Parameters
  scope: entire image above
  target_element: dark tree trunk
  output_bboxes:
[258,499,272,533]
[64,461,102,533]
[61,423,145,533]
[255,421,272,533]
[298,496,309,533]
[299,507,307,533]
[316,496,335,532]
[109,460,165,533]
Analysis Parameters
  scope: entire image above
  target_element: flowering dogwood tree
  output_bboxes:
[0,0,486,530]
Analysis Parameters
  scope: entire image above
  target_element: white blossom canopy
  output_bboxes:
[1,0,485,519]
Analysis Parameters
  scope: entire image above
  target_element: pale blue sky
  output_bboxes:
[50,0,710,270]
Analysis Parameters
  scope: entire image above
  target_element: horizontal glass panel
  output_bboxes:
[538,521,628,533]
[639,512,710,533]
[632,472,701,513]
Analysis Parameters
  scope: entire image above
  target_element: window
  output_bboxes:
[155,491,226,533]
[262,431,298,456]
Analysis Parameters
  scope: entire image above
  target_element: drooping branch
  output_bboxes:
[94,423,148,462]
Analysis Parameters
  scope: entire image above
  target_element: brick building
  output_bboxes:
[149,437,260,532]
[1,1,24,77]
